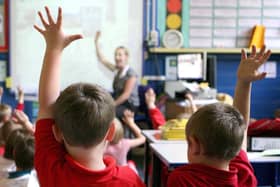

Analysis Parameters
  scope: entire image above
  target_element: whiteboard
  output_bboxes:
[10,0,143,97]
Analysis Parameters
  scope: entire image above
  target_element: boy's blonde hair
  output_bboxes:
[0,104,12,122]
[111,118,124,145]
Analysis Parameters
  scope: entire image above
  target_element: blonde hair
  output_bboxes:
[111,118,124,145]
[115,46,129,57]
[0,104,12,122]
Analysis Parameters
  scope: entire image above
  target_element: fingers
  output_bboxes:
[69,34,83,42]
[45,6,55,25]
[249,45,256,58]
[256,72,267,80]
[65,34,83,47]
[37,11,49,28]
[256,45,266,59]
[241,49,247,60]
[33,25,44,34]
[56,7,62,28]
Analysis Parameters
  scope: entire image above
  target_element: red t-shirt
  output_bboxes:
[148,108,166,129]
[35,119,145,187]
[167,150,257,187]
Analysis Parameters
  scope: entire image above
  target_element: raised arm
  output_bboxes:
[122,110,146,148]
[94,31,115,72]
[15,86,24,111]
[145,88,166,129]
[0,86,3,103]
[34,7,82,119]
[114,76,137,106]
[233,45,271,151]
[12,109,35,135]
[185,93,197,114]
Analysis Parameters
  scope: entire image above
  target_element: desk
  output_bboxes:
[142,130,185,185]
[150,143,280,187]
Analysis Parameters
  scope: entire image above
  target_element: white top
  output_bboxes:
[0,170,39,187]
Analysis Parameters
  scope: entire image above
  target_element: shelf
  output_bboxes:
[149,48,280,54]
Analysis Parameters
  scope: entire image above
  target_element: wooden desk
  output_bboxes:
[150,143,280,187]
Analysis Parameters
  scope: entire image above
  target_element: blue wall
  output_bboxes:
[0,52,34,121]
[143,52,280,119]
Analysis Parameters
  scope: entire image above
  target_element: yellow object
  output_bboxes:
[5,77,11,88]
[166,14,182,29]
[249,25,265,49]
[160,118,188,140]
[140,77,148,86]
[216,93,233,105]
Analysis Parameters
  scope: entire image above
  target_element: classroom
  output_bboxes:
[0,0,280,186]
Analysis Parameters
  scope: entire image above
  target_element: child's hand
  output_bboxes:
[12,109,30,125]
[122,109,135,125]
[145,88,156,109]
[17,86,24,98]
[0,86,3,97]
[237,45,271,83]
[34,7,82,51]
[185,93,193,101]
[95,31,101,44]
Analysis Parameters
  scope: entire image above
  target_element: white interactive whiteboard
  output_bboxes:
[10,0,143,98]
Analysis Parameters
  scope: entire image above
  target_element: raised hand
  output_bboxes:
[145,88,156,109]
[237,45,271,83]
[34,7,82,51]
[95,31,101,44]
[122,109,135,126]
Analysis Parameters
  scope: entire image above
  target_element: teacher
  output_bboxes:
[94,31,139,119]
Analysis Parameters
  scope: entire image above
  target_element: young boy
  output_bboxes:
[34,7,145,187]
[167,45,271,186]
[0,135,39,187]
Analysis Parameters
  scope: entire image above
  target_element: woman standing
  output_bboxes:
[94,31,139,118]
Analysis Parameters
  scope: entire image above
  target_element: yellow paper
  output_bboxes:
[5,77,11,88]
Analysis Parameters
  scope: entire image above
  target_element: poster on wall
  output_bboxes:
[0,0,7,51]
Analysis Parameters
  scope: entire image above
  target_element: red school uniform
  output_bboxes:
[35,119,145,187]
[167,150,257,187]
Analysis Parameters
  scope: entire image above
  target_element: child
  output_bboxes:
[167,45,271,186]
[145,88,197,129]
[0,135,39,187]
[0,86,25,147]
[0,110,34,179]
[34,7,145,187]
[104,110,146,173]
[0,129,30,178]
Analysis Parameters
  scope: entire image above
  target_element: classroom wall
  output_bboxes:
[143,53,280,119]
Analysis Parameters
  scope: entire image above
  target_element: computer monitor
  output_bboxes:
[177,54,217,88]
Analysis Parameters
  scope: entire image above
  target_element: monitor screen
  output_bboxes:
[177,53,205,80]
[177,54,217,88]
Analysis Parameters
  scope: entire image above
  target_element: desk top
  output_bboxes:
[142,130,185,144]
[150,143,280,169]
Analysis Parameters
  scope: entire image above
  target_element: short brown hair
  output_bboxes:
[186,103,245,160]
[111,118,124,144]
[54,83,115,148]
[14,135,35,170]
[0,104,12,122]
[4,128,30,159]
[2,121,22,143]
